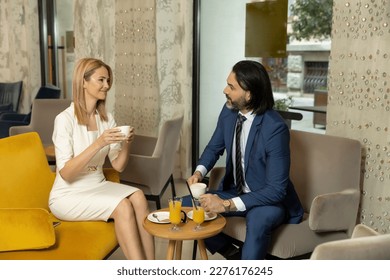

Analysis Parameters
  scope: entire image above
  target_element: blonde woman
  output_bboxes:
[49,57,154,260]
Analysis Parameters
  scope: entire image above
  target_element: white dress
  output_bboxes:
[49,103,138,221]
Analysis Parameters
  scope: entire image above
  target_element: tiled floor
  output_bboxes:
[108,94,324,260]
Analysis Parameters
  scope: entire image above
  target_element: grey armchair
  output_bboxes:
[119,115,184,209]
[0,85,61,138]
[9,99,71,163]
[310,224,390,260]
[208,130,362,259]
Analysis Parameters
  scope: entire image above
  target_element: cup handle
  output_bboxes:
[180,210,187,223]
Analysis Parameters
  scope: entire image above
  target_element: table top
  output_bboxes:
[44,145,55,157]
[143,207,226,241]
[289,105,327,114]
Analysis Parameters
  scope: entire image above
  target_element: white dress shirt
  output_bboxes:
[196,111,254,211]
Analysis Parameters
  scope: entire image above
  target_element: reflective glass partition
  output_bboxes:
[38,0,74,99]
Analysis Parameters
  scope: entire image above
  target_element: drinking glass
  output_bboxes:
[168,197,182,231]
[192,199,205,231]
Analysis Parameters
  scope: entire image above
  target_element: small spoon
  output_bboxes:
[152,213,160,222]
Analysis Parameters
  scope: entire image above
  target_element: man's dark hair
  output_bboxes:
[232,60,274,114]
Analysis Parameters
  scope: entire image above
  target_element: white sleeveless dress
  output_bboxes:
[49,103,138,221]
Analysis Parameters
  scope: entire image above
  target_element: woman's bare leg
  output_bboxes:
[128,190,155,260]
[110,198,146,259]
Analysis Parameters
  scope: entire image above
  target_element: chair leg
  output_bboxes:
[192,240,198,260]
[145,194,162,209]
[155,198,161,209]
[142,175,176,209]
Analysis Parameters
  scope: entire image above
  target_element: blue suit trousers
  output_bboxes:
[182,189,286,260]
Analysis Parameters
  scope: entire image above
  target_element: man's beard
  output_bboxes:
[225,95,248,111]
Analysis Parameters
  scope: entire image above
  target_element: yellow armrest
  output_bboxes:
[103,168,120,183]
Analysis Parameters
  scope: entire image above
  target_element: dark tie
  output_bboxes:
[235,114,246,194]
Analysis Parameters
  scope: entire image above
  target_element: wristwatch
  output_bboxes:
[222,199,231,212]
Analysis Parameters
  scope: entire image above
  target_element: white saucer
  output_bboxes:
[187,210,217,221]
[147,211,170,224]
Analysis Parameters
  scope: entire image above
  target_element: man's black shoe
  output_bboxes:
[219,244,241,260]
[226,248,241,260]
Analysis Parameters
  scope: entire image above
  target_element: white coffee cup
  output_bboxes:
[117,125,131,137]
[190,182,207,199]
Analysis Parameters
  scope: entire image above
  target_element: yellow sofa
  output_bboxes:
[0,132,119,259]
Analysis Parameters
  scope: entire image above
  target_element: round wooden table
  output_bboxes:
[44,145,55,157]
[44,145,56,165]
[143,207,226,260]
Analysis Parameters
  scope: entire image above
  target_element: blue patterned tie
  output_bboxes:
[235,114,246,194]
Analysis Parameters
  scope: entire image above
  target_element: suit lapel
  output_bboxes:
[225,110,238,159]
[244,114,263,171]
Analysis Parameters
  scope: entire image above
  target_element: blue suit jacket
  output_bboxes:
[199,105,303,223]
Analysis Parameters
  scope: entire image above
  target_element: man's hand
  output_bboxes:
[199,194,225,213]
[187,171,203,185]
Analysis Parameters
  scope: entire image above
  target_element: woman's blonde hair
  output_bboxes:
[72,58,113,125]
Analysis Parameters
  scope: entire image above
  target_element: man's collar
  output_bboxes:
[239,110,254,121]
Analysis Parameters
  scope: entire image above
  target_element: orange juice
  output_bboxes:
[192,206,205,225]
[169,199,182,224]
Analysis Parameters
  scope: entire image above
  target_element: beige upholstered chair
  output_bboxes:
[9,99,71,163]
[310,224,390,260]
[119,115,184,209]
[208,129,362,259]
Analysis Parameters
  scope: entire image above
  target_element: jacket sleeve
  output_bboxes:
[198,105,232,173]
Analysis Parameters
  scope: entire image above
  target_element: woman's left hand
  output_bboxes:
[124,127,135,144]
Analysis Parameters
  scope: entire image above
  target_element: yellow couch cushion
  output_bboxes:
[0,208,55,252]
[0,213,118,260]
[0,132,55,209]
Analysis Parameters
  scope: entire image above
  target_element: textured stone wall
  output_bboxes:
[73,0,192,178]
[0,0,41,113]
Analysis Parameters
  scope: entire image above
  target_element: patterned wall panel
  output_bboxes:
[328,0,390,233]
[114,1,160,136]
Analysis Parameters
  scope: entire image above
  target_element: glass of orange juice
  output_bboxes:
[192,199,205,231]
[169,197,182,231]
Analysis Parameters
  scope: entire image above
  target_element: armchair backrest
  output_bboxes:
[29,99,70,145]
[119,115,184,191]
[152,115,184,177]
[0,81,23,112]
[0,132,55,210]
[289,130,362,213]
[152,116,183,187]
[10,99,71,146]
[34,84,61,99]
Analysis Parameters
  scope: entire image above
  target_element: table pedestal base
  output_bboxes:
[167,239,208,260]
